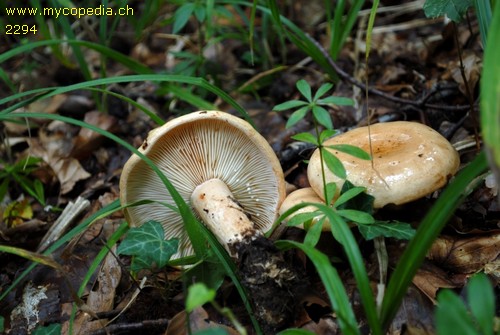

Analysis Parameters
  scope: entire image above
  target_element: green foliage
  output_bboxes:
[358,221,415,240]
[423,0,473,22]
[0,157,46,205]
[480,1,500,182]
[186,282,217,312]
[32,323,61,335]
[117,220,179,272]
[436,273,496,335]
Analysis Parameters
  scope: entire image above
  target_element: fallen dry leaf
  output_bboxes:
[165,307,240,335]
[427,233,500,274]
[412,262,457,303]
[29,120,91,194]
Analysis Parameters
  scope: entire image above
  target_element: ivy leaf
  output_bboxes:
[117,220,179,272]
[423,0,473,22]
[357,221,416,240]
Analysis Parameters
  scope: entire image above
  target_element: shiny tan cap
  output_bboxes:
[307,121,460,208]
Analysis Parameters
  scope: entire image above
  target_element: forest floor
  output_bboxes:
[1,1,499,334]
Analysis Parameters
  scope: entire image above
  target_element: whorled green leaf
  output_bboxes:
[286,106,310,128]
[313,83,334,100]
[287,211,323,227]
[327,144,371,160]
[312,105,333,129]
[296,79,312,102]
[319,129,338,142]
[357,221,415,240]
[336,209,374,224]
[273,100,308,111]
[317,96,355,106]
[117,220,179,271]
[423,0,473,22]
[304,215,325,247]
[334,187,368,208]
[322,148,346,179]
[291,132,319,146]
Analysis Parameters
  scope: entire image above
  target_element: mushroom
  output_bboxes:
[278,187,332,231]
[307,121,460,208]
[120,110,286,259]
[120,111,304,332]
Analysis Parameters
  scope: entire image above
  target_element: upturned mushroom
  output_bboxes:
[307,121,460,209]
[120,111,302,332]
[120,110,286,259]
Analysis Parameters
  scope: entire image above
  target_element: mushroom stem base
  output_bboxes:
[191,178,259,256]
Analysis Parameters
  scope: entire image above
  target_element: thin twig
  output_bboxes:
[305,34,476,112]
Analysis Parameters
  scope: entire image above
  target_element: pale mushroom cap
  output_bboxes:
[307,121,460,208]
[120,111,286,259]
[279,188,331,231]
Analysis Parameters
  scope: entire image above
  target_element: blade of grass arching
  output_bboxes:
[330,0,365,59]
[276,240,360,335]
[275,202,381,335]
[68,222,129,334]
[249,0,258,65]
[86,87,165,125]
[2,112,261,330]
[323,206,382,335]
[0,199,122,302]
[364,0,379,62]
[0,68,16,93]
[47,0,92,81]
[474,0,492,48]
[1,111,207,259]
[480,2,500,183]
[248,4,336,78]
[329,0,346,59]
[380,152,488,331]
[164,84,217,110]
[0,74,252,125]
[28,0,70,67]
[0,39,153,75]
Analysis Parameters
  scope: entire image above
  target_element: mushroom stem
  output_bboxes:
[191,178,260,256]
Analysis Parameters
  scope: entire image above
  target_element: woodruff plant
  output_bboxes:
[274,79,375,235]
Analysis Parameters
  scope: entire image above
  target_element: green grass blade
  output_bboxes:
[0,39,153,74]
[0,74,252,125]
[276,240,360,335]
[380,152,488,330]
[86,87,165,125]
[474,0,492,47]
[68,222,129,333]
[480,2,500,180]
[365,0,379,61]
